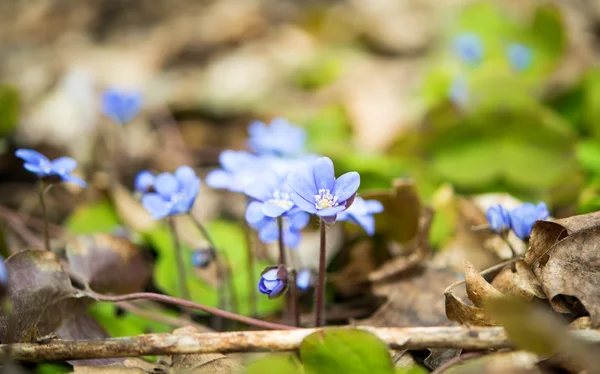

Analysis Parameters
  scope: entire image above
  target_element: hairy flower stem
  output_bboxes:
[167,218,190,301]
[37,182,50,252]
[277,216,293,323]
[189,214,239,314]
[315,218,327,327]
[290,269,300,327]
[243,220,257,316]
[499,233,518,258]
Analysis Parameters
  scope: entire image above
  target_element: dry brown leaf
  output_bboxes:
[442,351,540,374]
[491,260,546,301]
[568,316,591,329]
[463,260,503,308]
[444,292,496,326]
[330,241,377,297]
[532,225,600,327]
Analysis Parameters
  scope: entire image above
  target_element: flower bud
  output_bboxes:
[486,204,511,234]
[191,248,215,268]
[295,269,313,291]
[0,256,8,301]
[258,265,289,299]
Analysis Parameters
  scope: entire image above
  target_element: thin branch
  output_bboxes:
[7,326,599,362]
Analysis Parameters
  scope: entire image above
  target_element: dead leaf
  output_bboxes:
[490,260,546,301]
[532,225,600,326]
[66,233,151,295]
[444,292,496,326]
[463,260,503,308]
[442,351,540,374]
[330,241,377,297]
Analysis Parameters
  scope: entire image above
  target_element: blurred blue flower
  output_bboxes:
[248,118,306,157]
[507,43,533,72]
[258,265,288,299]
[191,249,215,268]
[296,269,312,291]
[0,256,6,298]
[15,149,86,187]
[244,172,296,223]
[102,88,142,125]
[141,166,201,220]
[206,150,262,193]
[250,208,310,249]
[337,196,383,236]
[453,33,484,65]
[134,170,155,193]
[287,157,360,223]
[486,204,511,233]
[509,202,549,240]
[449,76,469,108]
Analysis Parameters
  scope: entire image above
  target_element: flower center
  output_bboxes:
[268,189,294,210]
[314,189,338,210]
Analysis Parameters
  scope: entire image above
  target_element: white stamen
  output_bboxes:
[314,189,338,210]
[268,189,294,210]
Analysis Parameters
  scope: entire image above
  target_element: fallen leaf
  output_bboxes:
[490,260,546,301]
[444,292,495,327]
[463,260,503,308]
[442,351,540,374]
[66,233,151,295]
[330,241,377,298]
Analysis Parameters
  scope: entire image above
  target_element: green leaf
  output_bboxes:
[300,328,394,374]
[246,355,303,374]
[66,199,121,234]
[395,367,427,374]
[0,84,20,136]
[88,302,173,337]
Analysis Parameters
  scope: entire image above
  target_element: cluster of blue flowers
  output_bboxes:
[486,202,550,240]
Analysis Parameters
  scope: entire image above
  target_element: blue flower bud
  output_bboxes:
[191,249,215,268]
[296,269,312,291]
[507,43,533,72]
[509,202,549,240]
[486,204,511,233]
[258,265,289,299]
[453,33,484,65]
[0,256,8,299]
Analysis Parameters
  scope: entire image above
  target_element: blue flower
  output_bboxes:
[249,208,310,249]
[507,43,532,72]
[15,149,86,187]
[486,204,511,234]
[296,269,312,291]
[102,88,142,125]
[191,249,215,268]
[449,76,469,108]
[134,170,155,193]
[206,150,262,193]
[141,166,201,220]
[509,202,549,240]
[337,196,383,236]
[258,265,289,299]
[244,172,296,222]
[248,118,307,157]
[287,157,360,223]
[453,33,484,65]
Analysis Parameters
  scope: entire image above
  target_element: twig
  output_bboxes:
[6,326,593,362]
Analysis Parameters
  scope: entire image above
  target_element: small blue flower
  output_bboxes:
[206,150,262,193]
[249,208,310,249]
[248,118,307,157]
[337,196,383,236]
[244,172,296,223]
[258,265,289,299]
[15,149,86,187]
[486,204,511,234]
[141,166,201,220]
[453,33,484,65]
[509,202,549,240]
[449,76,469,108]
[507,43,533,72]
[102,88,142,125]
[287,157,360,223]
[191,249,215,268]
[296,269,312,291]
[134,170,155,193]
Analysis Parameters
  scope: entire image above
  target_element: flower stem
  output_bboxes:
[290,269,300,327]
[499,232,518,258]
[315,218,327,327]
[243,220,257,316]
[277,216,286,266]
[189,214,239,313]
[167,217,190,301]
[37,182,50,252]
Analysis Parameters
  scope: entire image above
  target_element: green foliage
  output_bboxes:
[66,199,121,234]
[0,84,20,137]
[246,355,304,374]
[300,328,395,374]
[88,302,173,337]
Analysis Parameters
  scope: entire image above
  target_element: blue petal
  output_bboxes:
[51,157,77,174]
[333,172,360,202]
[287,162,316,202]
[15,149,49,166]
[269,281,285,298]
[61,174,87,187]
[220,150,256,171]
[321,215,337,225]
[313,157,335,191]
[244,181,273,202]
[174,166,198,185]
[258,279,270,294]
[263,279,279,292]
[353,214,375,236]
[259,221,279,244]
[289,211,310,230]
[135,170,155,193]
[191,250,213,267]
[365,200,384,214]
[262,268,279,281]
[154,173,179,199]
[245,201,266,224]
[316,205,346,217]
[142,193,171,219]
[296,269,311,290]
[262,202,288,218]
[290,192,317,214]
[284,229,301,249]
[23,163,47,175]
[205,169,232,190]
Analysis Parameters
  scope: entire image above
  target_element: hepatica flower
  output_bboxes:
[206,150,262,193]
[245,172,296,222]
[134,170,155,193]
[486,204,511,234]
[191,249,215,268]
[287,157,360,223]
[509,202,549,240]
[250,208,310,249]
[102,88,142,125]
[507,43,533,72]
[296,269,313,291]
[15,149,86,187]
[141,166,200,219]
[453,33,484,65]
[248,118,306,157]
[337,196,383,236]
[258,265,289,299]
